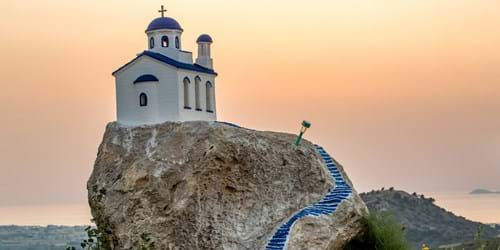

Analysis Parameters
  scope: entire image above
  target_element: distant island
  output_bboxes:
[470,189,500,195]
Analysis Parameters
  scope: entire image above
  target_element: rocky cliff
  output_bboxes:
[88,121,367,250]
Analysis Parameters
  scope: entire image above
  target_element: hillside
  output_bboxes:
[451,237,500,250]
[360,189,500,248]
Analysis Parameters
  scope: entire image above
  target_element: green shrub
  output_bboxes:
[346,212,411,250]
[66,226,111,250]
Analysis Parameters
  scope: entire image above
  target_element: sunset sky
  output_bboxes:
[1,0,499,207]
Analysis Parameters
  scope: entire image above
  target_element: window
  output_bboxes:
[183,77,191,109]
[175,36,180,49]
[161,36,169,47]
[195,76,201,111]
[206,81,213,112]
[149,37,155,49]
[139,93,148,107]
[134,74,159,84]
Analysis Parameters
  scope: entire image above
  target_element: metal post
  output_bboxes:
[295,120,311,146]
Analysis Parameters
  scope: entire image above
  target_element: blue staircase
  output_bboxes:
[265,145,353,250]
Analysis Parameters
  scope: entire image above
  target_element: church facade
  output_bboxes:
[113,7,217,126]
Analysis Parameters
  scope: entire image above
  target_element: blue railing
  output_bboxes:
[265,145,353,250]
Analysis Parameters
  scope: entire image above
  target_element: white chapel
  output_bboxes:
[113,6,217,126]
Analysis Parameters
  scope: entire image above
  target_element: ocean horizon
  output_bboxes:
[1,191,498,226]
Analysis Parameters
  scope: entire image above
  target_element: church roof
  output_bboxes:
[197,34,213,43]
[112,51,217,76]
[146,17,183,32]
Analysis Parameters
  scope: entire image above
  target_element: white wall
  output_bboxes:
[177,70,217,122]
[196,42,213,69]
[114,57,217,125]
[115,57,179,126]
[178,51,194,64]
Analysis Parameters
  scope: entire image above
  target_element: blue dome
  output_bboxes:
[146,17,183,32]
[197,34,213,43]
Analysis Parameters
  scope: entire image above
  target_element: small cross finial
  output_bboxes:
[158,5,167,17]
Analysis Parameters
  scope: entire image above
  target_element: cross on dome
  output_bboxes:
[158,5,167,17]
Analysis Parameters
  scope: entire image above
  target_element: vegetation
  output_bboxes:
[444,237,500,250]
[469,225,489,250]
[66,226,110,250]
[67,225,155,250]
[346,212,411,250]
[132,233,155,250]
[469,237,500,250]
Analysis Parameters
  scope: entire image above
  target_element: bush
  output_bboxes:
[66,226,111,250]
[346,212,411,250]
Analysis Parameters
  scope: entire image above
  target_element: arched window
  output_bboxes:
[206,81,213,112]
[134,74,159,84]
[175,36,180,49]
[149,37,155,49]
[195,76,201,111]
[161,36,169,47]
[183,77,191,109]
[139,93,148,107]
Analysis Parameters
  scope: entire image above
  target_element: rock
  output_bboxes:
[88,121,368,249]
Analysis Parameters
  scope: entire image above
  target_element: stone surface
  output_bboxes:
[88,121,368,249]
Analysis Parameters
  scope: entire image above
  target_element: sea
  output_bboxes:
[0,192,498,226]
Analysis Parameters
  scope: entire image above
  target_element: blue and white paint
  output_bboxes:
[114,11,218,126]
[265,145,353,250]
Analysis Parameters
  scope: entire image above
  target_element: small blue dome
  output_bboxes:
[197,34,213,43]
[146,17,183,32]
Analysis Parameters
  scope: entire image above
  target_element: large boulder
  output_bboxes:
[88,121,368,249]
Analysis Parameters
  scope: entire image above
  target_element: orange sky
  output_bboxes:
[0,0,499,206]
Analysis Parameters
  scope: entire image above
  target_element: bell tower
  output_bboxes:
[145,5,184,59]
[196,34,214,69]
